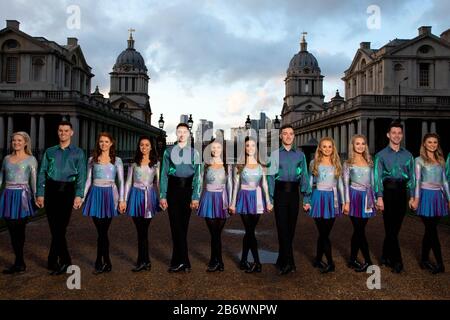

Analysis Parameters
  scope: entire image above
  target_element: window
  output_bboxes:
[305,79,309,93]
[368,69,373,92]
[6,57,18,83]
[125,77,128,91]
[119,77,122,91]
[132,77,135,92]
[362,73,366,93]
[419,63,430,87]
[64,65,70,87]
[32,57,45,81]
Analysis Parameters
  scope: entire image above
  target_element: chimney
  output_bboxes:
[6,20,20,30]
[67,37,78,46]
[418,26,432,36]
[360,42,371,50]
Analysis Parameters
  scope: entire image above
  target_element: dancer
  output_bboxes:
[125,136,161,272]
[36,120,86,275]
[307,137,344,274]
[197,140,232,272]
[267,124,311,275]
[411,133,449,274]
[0,132,37,274]
[160,123,202,273]
[82,132,125,274]
[343,134,376,272]
[374,121,415,273]
[229,136,273,273]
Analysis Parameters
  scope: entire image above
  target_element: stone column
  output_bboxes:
[81,118,89,151]
[369,118,376,154]
[38,116,45,151]
[348,121,355,141]
[333,126,340,151]
[421,121,428,138]
[340,124,347,155]
[358,117,368,136]
[89,120,96,152]
[30,116,37,150]
[0,116,5,152]
[7,116,13,143]
[70,115,80,147]
[430,121,436,134]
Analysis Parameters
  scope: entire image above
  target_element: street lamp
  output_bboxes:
[158,114,165,130]
[398,77,408,120]
[245,115,251,130]
[187,114,194,145]
[274,115,281,129]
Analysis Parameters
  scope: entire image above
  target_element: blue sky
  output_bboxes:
[1,0,449,140]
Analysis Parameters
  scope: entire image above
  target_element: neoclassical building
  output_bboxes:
[0,20,163,159]
[283,26,450,157]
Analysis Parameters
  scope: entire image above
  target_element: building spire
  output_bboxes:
[300,31,308,52]
[127,28,135,49]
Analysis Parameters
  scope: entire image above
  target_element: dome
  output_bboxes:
[114,48,147,71]
[287,34,321,74]
[113,34,147,72]
[288,51,320,73]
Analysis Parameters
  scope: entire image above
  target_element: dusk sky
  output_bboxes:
[2,0,449,140]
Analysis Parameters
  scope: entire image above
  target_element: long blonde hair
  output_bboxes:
[420,133,445,166]
[10,131,33,156]
[312,137,341,178]
[346,134,373,167]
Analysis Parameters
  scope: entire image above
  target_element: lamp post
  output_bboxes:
[245,115,251,136]
[398,77,408,120]
[157,114,165,159]
[187,114,194,145]
[273,115,281,130]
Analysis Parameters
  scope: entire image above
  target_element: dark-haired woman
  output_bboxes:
[83,132,125,274]
[229,137,272,273]
[197,140,232,272]
[411,133,449,274]
[125,136,161,272]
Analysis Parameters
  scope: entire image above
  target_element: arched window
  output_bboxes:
[6,57,18,83]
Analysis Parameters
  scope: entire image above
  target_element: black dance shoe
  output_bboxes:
[53,263,70,276]
[432,263,445,274]
[103,263,112,273]
[420,260,436,272]
[355,262,371,273]
[312,259,327,269]
[380,256,392,267]
[245,262,262,273]
[2,264,26,274]
[132,262,148,272]
[206,262,221,272]
[239,260,251,271]
[168,264,190,273]
[144,262,152,271]
[391,262,404,274]
[279,264,295,275]
[347,259,363,269]
[319,263,335,274]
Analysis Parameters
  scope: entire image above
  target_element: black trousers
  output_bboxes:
[350,217,372,264]
[240,214,260,264]
[205,218,226,265]
[132,217,152,265]
[45,179,75,268]
[314,218,335,264]
[167,176,193,267]
[421,216,443,264]
[274,182,300,268]
[5,218,28,266]
[382,180,407,265]
[92,218,112,265]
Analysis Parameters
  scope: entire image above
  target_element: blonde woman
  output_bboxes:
[343,135,376,272]
[0,132,38,274]
[411,133,449,274]
[306,137,344,274]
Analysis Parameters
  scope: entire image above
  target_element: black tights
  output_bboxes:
[205,218,226,265]
[240,215,260,264]
[132,217,152,265]
[421,217,443,264]
[5,218,28,266]
[314,218,335,264]
[92,218,112,266]
[350,217,372,264]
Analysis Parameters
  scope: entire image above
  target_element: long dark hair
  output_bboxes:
[134,136,158,167]
[92,132,116,164]
[236,136,263,174]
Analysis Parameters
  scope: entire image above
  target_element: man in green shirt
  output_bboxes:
[36,121,86,275]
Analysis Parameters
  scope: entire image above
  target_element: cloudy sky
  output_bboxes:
[1,0,449,140]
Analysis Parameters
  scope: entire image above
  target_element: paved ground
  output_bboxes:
[0,207,449,300]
